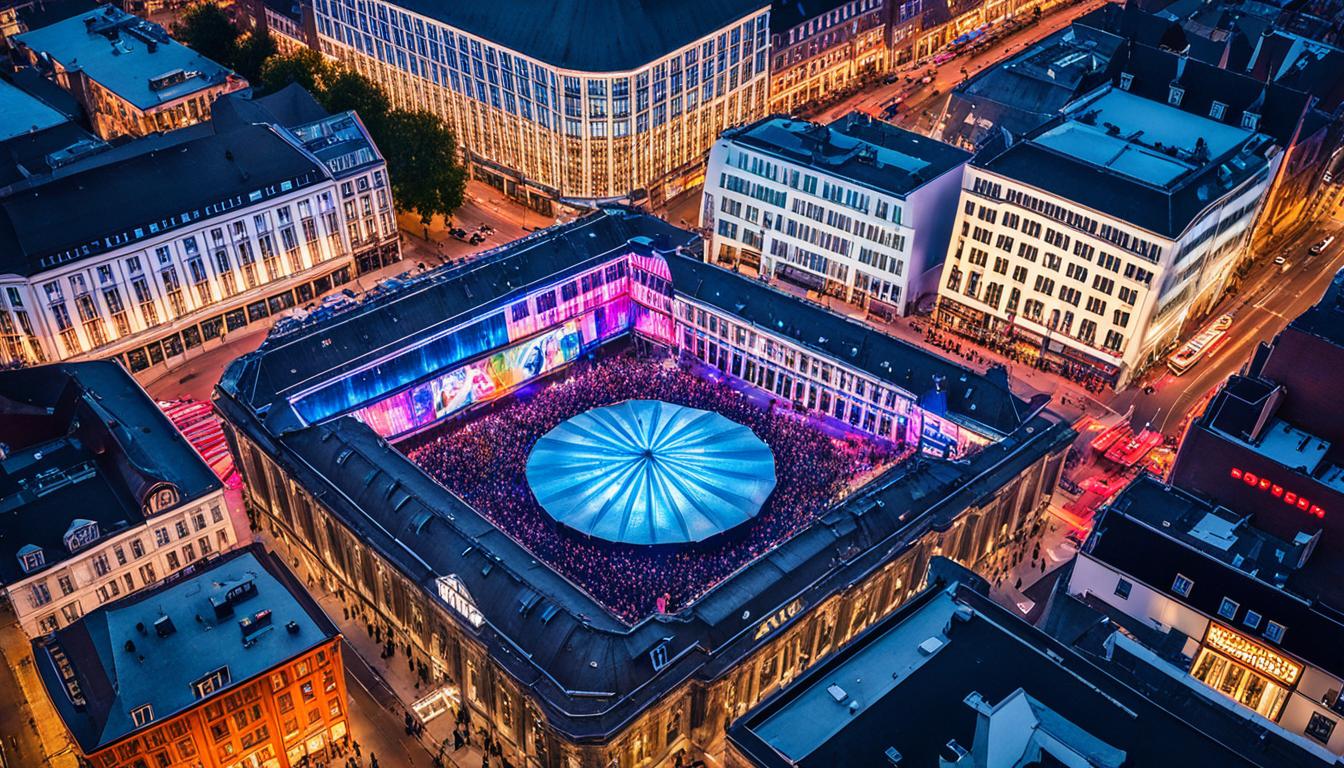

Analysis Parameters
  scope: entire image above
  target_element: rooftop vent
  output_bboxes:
[154,615,176,638]
[917,637,945,656]
[827,684,848,703]
[239,609,272,640]
[285,621,300,634]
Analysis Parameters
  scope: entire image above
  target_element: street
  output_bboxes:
[1114,222,1344,434]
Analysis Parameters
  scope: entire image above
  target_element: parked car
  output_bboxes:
[1309,235,1335,254]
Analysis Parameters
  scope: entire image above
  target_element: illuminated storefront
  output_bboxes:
[1191,623,1301,719]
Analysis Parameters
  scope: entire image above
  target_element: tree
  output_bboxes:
[320,70,391,137]
[258,47,330,95]
[173,3,239,68]
[380,110,467,224]
[232,30,278,85]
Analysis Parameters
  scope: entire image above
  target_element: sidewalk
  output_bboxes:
[295,564,517,768]
[0,607,79,768]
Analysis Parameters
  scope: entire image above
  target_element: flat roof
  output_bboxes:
[15,6,239,111]
[731,582,1270,767]
[728,113,971,199]
[0,78,69,142]
[34,547,337,753]
[383,0,767,72]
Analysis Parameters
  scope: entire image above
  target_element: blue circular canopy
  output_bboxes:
[525,400,776,545]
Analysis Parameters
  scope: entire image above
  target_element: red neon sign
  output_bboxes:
[1230,468,1325,518]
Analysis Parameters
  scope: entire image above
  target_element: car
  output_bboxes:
[1274,255,1287,265]
[883,73,900,84]
[1309,235,1335,254]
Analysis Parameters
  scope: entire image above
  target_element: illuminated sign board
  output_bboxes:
[1204,623,1302,686]
[753,598,804,641]
[436,574,484,629]
[1229,468,1325,518]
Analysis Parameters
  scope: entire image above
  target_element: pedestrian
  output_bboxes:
[370,755,379,768]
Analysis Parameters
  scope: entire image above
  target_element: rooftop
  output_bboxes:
[0,362,221,585]
[380,0,767,72]
[730,580,1267,767]
[977,83,1272,238]
[0,78,69,142]
[14,7,241,111]
[1086,475,1344,677]
[33,546,337,753]
[0,119,325,276]
[727,113,971,199]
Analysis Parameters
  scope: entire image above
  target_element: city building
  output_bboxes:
[236,0,317,53]
[934,84,1278,387]
[728,572,1320,768]
[767,0,891,115]
[1064,476,1344,762]
[11,6,249,140]
[0,85,400,378]
[703,112,969,318]
[942,13,1329,250]
[310,0,771,207]
[0,361,238,638]
[1169,268,1344,553]
[214,208,1074,768]
[33,545,349,768]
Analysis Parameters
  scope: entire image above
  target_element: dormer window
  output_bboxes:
[1241,111,1260,130]
[1168,85,1184,106]
[17,545,45,574]
[1209,101,1226,120]
[1118,72,1134,90]
[130,704,154,727]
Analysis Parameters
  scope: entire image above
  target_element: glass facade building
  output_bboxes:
[312,0,773,204]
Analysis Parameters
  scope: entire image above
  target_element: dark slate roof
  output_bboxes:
[666,254,1033,436]
[384,0,768,72]
[730,581,1273,768]
[214,387,1074,738]
[726,113,971,199]
[0,123,324,277]
[1085,476,1344,679]
[941,27,1123,149]
[770,0,851,33]
[220,210,700,418]
[210,83,330,132]
[0,362,221,584]
[1106,41,1311,148]
[33,546,337,753]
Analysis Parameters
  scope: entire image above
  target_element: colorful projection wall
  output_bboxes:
[354,321,582,437]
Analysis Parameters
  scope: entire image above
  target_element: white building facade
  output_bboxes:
[702,114,969,318]
[9,493,240,639]
[934,87,1278,387]
[310,0,771,206]
[0,113,399,380]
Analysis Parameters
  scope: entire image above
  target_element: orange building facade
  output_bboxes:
[83,638,348,768]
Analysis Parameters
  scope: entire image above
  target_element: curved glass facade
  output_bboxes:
[312,0,771,200]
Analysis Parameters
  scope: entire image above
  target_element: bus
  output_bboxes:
[1167,314,1233,375]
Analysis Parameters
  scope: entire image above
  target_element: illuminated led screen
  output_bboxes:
[354,321,582,437]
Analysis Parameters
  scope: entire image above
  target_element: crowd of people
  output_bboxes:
[404,355,900,623]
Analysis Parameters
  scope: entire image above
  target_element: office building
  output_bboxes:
[767,0,890,115]
[703,113,969,317]
[935,85,1277,387]
[0,85,399,378]
[0,361,239,638]
[310,0,771,207]
[1065,476,1344,761]
[215,208,1074,767]
[12,6,248,140]
[728,573,1320,767]
[34,545,349,768]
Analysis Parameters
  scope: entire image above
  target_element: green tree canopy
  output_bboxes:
[258,48,332,95]
[320,70,392,137]
[232,30,277,85]
[380,109,468,225]
[172,3,239,67]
